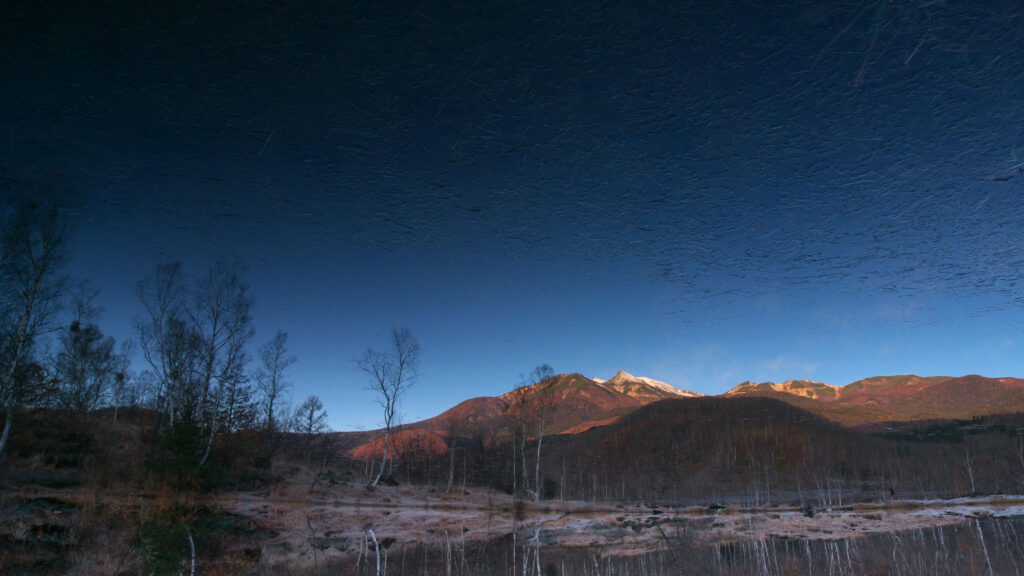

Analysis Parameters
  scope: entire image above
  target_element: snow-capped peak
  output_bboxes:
[595,371,702,398]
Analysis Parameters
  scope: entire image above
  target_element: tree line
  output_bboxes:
[0,201,331,472]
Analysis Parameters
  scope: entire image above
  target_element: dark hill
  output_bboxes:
[536,396,1022,503]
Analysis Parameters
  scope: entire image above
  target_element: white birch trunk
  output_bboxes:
[372,427,390,487]
[368,528,381,576]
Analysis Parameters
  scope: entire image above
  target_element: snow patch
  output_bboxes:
[598,370,702,397]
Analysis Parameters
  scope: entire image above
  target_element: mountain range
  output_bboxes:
[345,371,695,457]
[724,374,1024,425]
[341,371,1024,457]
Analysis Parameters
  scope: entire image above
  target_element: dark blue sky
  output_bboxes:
[3,0,1024,430]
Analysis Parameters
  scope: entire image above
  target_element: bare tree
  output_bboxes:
[254,329,296,433]
[962,447,977,495]
[136,261,191,424]
[529,363,555,502]
[188,261,254,467]
[292,394,329,435]
[54,281,121,413]
[110,340,135,423]
[505,378,530,499]
[357,326,420,487]
[134,370,161,411]
[444,414,466,494]
[504,364,555,500]
[0,202,67,460]
[1017,436,1024,488]
[135,261,254,467]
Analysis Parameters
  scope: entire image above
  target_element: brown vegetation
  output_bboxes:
[726,374,1024,426]
[5,372,1024,575]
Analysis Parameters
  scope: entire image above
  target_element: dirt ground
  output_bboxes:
[211,468,1024,570]
[6,463,1024,574]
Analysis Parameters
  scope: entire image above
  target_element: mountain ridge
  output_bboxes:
[594,370,703,400]
[723,374,1024,425]
[725,379,841,400]
[342,370,698,457]
[340,371,1024,457]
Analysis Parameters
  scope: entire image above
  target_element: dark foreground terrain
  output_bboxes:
[3,400,1024,575]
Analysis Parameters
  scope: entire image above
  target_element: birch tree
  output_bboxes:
[136,262,191,424]
[506,364,555,500]
[188,261,254,468]
[443,414,466,494]
[0,202,67,460]
[254,329,295,433]
[507,378,530,498]
[528,363,555,502]
[135,261,254,467]
[357,326,420,487]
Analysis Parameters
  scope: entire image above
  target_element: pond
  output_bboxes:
[226,487,1024,575]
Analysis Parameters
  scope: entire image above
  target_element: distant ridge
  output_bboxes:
[338,372,1024,457]
[723,374,1024,425]
[725,379,841,400]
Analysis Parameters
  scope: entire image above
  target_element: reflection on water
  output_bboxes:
[301,513,1024,575]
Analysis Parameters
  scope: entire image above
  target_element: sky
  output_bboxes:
[3,0,1024,431]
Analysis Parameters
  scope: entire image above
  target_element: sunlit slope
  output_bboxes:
[724,374,1024,425]
[342,371,701,456]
